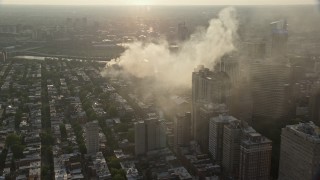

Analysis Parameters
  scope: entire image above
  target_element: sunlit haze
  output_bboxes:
[0,0,320,180]
[0,0,317,5]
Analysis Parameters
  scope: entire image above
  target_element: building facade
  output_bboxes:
[278,122,320,180]
[134,121,146,156]
[222,120,242,179]
[135,118,167,155]
[250,62,291,120]
[85,121,100,155]
[208,115,237,164]
[174,112,191,149]
[270,20,288,57]
[192,65,231,151]
[239,132,272,180]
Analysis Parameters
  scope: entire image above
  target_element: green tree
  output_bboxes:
[14,110,22,129]
[5,134,25,159]
[41,132,54,146]
[79,143,87,154]
[108,156,121,169]
[114,123,128,133]
[109,106,118,117]
[5,134,20,147]
[12,144,25,159]
[113,174,125,180]
[60,124,67,140]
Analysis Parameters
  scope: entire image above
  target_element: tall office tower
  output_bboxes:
[270,20,288,57]
[198,103,228,152]
[192,65,231,151]
[219,55,254,122]
[222,120,242,179]
[250,61,291,120]
[239,131,272,180]
[177,22,189,41]
[242,41,267,59]
[134,121,146,156]
[85,121,100,155]
[278,122,320,180]
[174,112,191,149]
[219,55,242,86]
[208,115,238,164]
[135,118,167,155]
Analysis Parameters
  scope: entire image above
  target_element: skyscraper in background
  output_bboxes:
[270,20,288,58]
[278,122,320,180]
[242,41,267,59]
[192,65,231,151]
[177,22,189,41]
[85,121,100,155]
[250,61,292,120]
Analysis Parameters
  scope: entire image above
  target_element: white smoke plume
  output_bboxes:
[102,7,239,88]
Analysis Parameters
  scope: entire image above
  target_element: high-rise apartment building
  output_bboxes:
[134,117,167,155]
[146,118,166,151]
[278,122,320,180]
[197,103,228,152]
[85,121,100,155]
[192,65,231,151]
[174,112,191,149]
[239,131,272,180]
[208,115,237,164]
[222,120,242,179]
[134,121,146,156]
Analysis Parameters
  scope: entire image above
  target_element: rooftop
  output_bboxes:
[211,114,238,123]
[286,121,320,143]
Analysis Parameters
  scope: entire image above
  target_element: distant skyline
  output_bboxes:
[0,0,317,5]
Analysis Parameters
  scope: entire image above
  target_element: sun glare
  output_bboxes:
[132,0,153,5]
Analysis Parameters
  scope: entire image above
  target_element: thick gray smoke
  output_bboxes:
[102,7,238,87]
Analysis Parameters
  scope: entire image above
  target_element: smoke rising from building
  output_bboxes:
[102,7,239,88]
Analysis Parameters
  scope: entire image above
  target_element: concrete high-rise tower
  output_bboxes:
[270,20,288,57]
[145,118,166,151]
[250,61,291,120]
[222,120,242,179]
[192,65,231,151]
[85,121,100,155]
[177,22,189,41]
[134,117,167,155]
[278,122,320,180]
[174,112,191,149]
[134,121,146,156]
[239,131,272,180]
[208,115,238,164]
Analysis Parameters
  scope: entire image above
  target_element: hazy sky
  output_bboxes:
[0,0,317,5]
